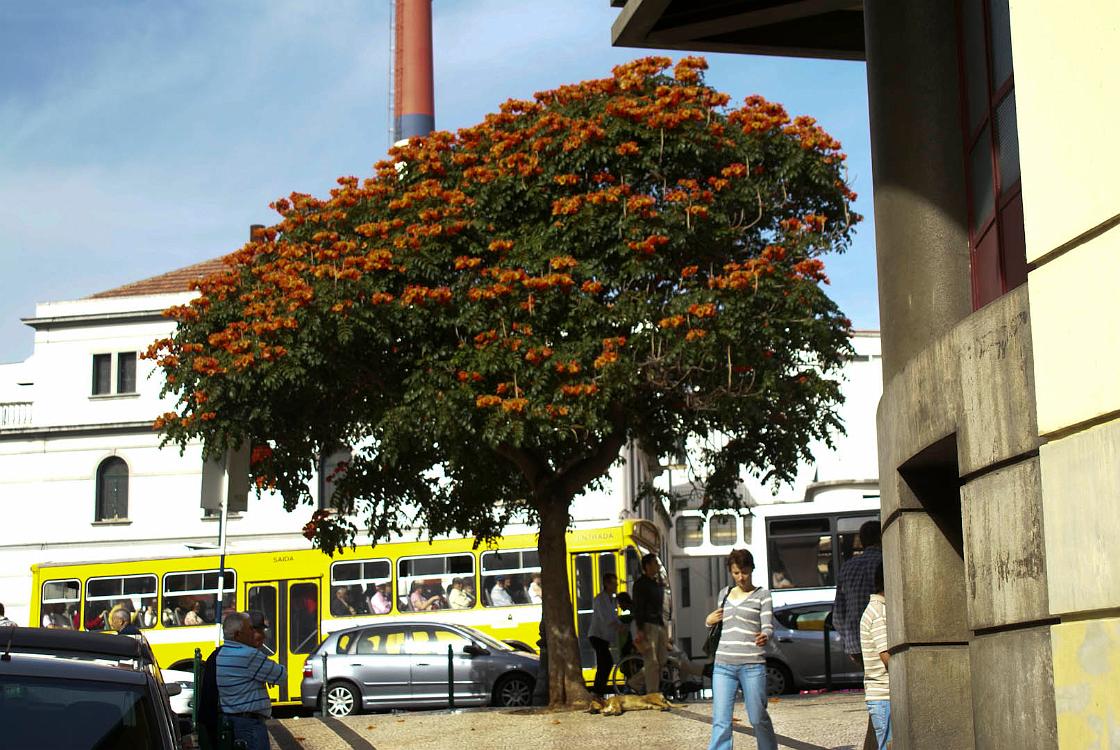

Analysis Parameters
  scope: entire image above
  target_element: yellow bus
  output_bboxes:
[29,519,662,705]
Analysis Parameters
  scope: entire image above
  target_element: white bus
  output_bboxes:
[667,485,880,658]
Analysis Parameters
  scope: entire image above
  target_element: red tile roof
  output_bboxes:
[88,256,231,299]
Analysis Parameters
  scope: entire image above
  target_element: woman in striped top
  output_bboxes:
[705,548,777,750]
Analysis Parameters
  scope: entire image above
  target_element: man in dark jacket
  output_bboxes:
[631,553,668,695]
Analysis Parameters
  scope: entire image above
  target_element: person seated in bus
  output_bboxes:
[109,608,142,636]
[184,600,207,626]
[138,602,158,628]
[528,573,543,604]
[408,581,442,612]
[369,583,392,614]
[490,576,515,607]
[331,586,357,617]
[462,579,477,606]
[447,578,472,609]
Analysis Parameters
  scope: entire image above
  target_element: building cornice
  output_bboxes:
[21,309,170,331]
[0,420,158,441]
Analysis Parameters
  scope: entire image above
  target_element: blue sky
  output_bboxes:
[0,0,878,364]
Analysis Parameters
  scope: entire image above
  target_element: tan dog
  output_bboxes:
[588,692,673,716]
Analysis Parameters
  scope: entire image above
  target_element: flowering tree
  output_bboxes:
[150,57,859,705]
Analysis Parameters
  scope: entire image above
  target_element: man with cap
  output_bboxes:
[199,611,274,750]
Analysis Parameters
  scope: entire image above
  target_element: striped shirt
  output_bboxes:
[216,641,286,717]
[714,586,773,665]
[859,593,889,701]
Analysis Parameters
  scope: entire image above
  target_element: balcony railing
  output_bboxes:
[0,401,32,427]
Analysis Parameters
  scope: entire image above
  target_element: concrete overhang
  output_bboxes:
[610,0,866,62]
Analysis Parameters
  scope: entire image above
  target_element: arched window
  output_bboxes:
[95,457,129,521]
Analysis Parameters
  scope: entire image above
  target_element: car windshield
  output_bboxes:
[0,674,162,749]
[460,629,513,652]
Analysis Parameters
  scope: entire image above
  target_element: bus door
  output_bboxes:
[570,551,620,673]
[244,578,321,703]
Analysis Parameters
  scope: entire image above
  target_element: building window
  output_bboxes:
[95,457,129,521]
[958,0,1026,309]
[91,352,138,395]
[117,352,137,393]
[92,354,112,395]
[675,517,703,548]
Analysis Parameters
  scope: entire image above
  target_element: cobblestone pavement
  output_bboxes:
[266,691,869,750]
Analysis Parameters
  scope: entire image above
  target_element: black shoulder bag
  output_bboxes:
[702,587,733,658]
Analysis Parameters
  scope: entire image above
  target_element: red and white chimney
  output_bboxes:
[393,0,435,143]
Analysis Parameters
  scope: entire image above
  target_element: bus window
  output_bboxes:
[709,514,737,546]
[40,579,79,629]
[837,515,879,565]
[84,575,157,631]
[767,534,832,589]
[675,518,703,548]
[480,549,540,607]
[330,558,391,617]
[162,570,236,627]
[397,554,475,612]
[624,548,641,591]
[289,582,319,654]
[742,514,754,545]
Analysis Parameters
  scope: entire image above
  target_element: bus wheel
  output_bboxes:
[493,673,534,707]
[325,681,359,717]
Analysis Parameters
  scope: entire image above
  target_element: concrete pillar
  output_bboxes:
[863,0,972,380]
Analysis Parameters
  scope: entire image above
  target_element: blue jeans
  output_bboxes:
[225,713,270,750]
[867,700,891,749]
[707,662,777,750]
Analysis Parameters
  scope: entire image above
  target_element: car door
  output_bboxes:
[404,625,487,705]
[345,626,413,707]
[772,605,836,684]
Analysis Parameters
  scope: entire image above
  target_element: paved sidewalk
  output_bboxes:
[268,692,868,750]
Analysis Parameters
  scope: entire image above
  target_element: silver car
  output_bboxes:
[764,600,863,695]
[301,621,539,716]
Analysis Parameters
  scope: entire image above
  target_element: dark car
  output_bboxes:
[301,620,539,715]
[764,600,863,695]
[0,627,187,749]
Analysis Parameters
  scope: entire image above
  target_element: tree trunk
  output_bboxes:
[536,496,593,708]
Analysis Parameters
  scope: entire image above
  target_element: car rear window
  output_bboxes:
[0,674,162,749]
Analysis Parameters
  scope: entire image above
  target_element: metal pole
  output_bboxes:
[447,644,455,709]
[823,619,833,691]
[320,652,329,718]
[192,648,202,729]
[215,490,228,647]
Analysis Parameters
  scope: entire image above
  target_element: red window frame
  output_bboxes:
[956,0,1027,310]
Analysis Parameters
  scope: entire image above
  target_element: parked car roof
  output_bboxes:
[0,652,150,685]
[0,626,152,665]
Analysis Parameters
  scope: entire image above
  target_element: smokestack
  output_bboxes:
[393,0,435,144]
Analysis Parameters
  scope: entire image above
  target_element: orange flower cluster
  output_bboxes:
[525,347,554,365]
[659,315,686,329]
[615,141,640,156]
[594,336,626,369]
[522,273,573,292]
[681,266,699,278]
[688,303,716,318]
[560,383,599,397]
[545,404,571,419]
[501,398,528,413]
[457,370,483,382]
[730,95,791,134]
[555,360,581,374]
[628,234,670,256]
[476,395,502,408]
[454,255,483,270]
[793,258,829,283]
[581,280,605,295]
[783,115,843,153]
[686,329,708,341]
[549,255,578,271]
[400,285,453,306]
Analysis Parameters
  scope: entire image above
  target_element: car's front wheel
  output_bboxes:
[493,673,534,707]
[325,681,359,717]
[765,660,793,696]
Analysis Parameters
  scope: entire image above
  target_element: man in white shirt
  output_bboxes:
[448,578,473,609]
[587,573,625,696]
[490,577,515,607]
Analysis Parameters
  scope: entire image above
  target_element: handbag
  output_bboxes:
[702,587,733,658]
